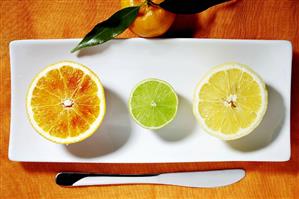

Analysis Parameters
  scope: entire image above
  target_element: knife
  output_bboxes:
[56,169,245,188]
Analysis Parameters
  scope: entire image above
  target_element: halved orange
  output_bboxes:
[26,61,106,144]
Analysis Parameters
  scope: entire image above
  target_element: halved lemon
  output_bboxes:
[193,62,268,140]
[26,61,106,144]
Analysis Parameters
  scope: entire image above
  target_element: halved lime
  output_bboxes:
[129,78,179,129]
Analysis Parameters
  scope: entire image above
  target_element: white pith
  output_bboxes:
[26,61,106,144]
[128,78,178,130]
[193,63,268,140]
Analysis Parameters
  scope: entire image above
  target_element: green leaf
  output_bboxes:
[71,6,140,53]
[159,0,230,14]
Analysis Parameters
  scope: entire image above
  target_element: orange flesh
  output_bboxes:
[31,66,100,138]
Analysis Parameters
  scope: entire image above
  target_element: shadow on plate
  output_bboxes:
[65,88,132,158]
[226,86,285,152]
[154,95,196,142]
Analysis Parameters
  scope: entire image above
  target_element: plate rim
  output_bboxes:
[8,38,292,163]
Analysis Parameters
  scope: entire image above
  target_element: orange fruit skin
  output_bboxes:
[26,61,106,144]
[120,0,176,37]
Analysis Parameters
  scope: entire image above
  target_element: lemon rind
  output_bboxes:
[193,62,268,140]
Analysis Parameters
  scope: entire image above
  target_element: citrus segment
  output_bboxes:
[193,63,268,140]
[26,61,106,144]
[129,78,178,129]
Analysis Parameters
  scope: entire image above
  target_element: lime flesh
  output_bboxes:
[129,79,178,129]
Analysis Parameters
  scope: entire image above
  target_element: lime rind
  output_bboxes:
[129,78,178,130]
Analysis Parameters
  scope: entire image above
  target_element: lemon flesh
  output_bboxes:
[193,63,268,140]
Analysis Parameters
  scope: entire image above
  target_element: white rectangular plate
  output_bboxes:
[9,38,292,162]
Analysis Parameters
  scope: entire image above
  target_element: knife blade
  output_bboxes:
[56,169,245,188]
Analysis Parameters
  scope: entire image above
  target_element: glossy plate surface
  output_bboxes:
[9,38,292,162]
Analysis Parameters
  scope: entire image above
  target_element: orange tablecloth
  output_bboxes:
[0,0,298,198]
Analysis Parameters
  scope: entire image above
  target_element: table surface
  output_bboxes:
[0,0,298,198]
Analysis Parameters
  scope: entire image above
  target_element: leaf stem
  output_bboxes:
[147,0,160,7]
